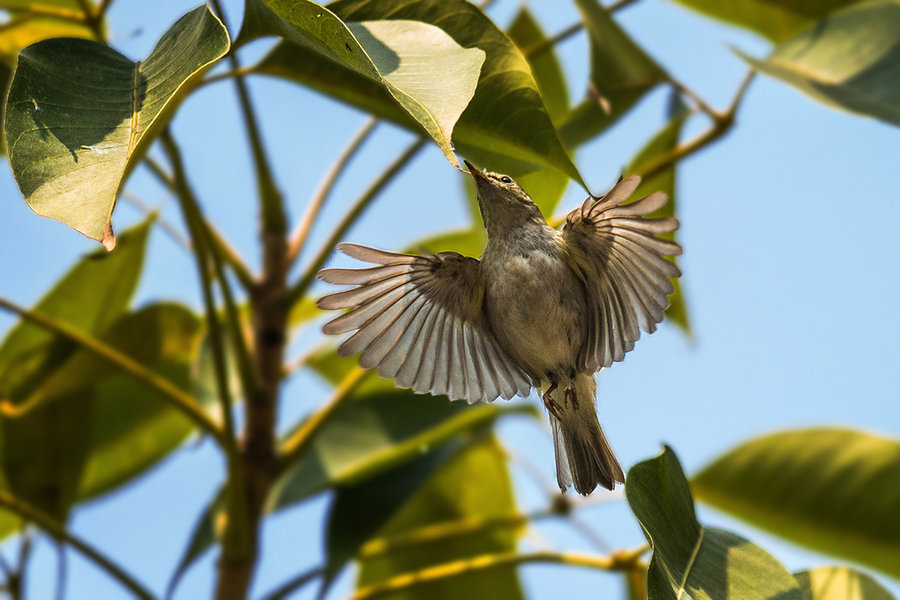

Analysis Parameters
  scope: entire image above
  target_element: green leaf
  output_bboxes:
[244,0,483,169]
[624,104,690,333]
[559,0,667,150]
[0,303,202,524]
[670,0,866,42]
[795,566,895,600]
[251,0,585,186]
[323,439,463,594]
[356,435,524,600]
[736,0,900,128]
[4,5,229,245]
[626,446,805,600]
[692,428,900,580]
[0,219,150,403]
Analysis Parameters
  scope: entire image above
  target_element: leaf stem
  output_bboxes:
[276,367,369,473]
[286,118,379,265]
[638,71,755,181]
[349,546,649,600]
[0,296,226,447]
[160,129,252,558]
[257,566,325,600]
[524,0,640,59]
[0,491,156,600]
[143,156,256,290]
[73,0,104,41]
[285,137,427,306]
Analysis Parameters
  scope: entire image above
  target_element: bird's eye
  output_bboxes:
[500,176,512,183]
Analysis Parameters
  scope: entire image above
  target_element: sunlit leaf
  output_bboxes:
[250,0,584,186]
[558,0,667,150]
[4,5,229,245]
[670,0,866,42]
[795,566,895,600]
[737,0,900,128]
[692,428,900,580]
[624,102,690,333]
[243,0,483,169]
[356,435,524,600]
[626,446,805,600]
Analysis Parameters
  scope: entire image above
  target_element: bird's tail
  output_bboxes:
[548,374,624,495]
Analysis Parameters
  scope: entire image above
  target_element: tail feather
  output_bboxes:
[549,375,624,494]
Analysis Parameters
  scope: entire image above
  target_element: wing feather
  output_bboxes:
[564,176,682,372]
[319,246,532,402]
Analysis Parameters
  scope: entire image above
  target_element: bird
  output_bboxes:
[316,161,681,494]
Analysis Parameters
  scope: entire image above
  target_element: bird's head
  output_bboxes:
[463,160,545,237]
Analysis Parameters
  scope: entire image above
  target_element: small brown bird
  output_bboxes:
[316,162,681,494]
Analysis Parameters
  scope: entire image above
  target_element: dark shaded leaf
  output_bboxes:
[693,428,900,580]
[626,446,804,600]
[4,5,229,244]
[558,0,667,150]
[356,435,524,600]
[737,1,900,128]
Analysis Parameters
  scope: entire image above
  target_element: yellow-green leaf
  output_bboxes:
[795,566,895,600]
[4,5,229,245]
[693,428,900,580]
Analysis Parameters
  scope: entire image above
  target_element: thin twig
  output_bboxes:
[0,491,156,600]
[277,367,369,472]
[286,137,427,306]
[524,0,640,59]
[120,192,190,250]
[349,546,649,600]
[358,510,553,559]
[143,156,256,289]
[637,70,755,181]
[73,0,104,41]
[0,297,226,446]
[287,118,379,264]
[95,0,114,20]
[160,130,252,560]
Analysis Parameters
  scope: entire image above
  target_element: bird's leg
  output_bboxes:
[542,381,562,420]
[563,383,578,410]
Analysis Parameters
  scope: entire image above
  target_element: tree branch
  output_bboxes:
[0,297,226,447]
[287,118,379,264]
[0,491,156,600]
[349,546,649,600]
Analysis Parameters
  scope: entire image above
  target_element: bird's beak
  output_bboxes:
[463,159,486,181]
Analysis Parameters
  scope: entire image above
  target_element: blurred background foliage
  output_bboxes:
[0,0,898,599]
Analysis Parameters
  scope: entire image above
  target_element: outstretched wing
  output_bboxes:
[317,243,532,403]
[562,176,682,372]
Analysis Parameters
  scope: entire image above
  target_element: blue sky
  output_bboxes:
[1,0,898,598]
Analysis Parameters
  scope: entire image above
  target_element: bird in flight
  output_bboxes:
[317,162,681,495]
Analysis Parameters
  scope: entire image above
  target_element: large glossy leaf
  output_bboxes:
[624,103,690,333]
[737,0,900,128]
[670,0,865,42]
[250,0,584,185]
[558,0,666,151]
[4,5,229,246]
[795,566,895,600]
[243,0,483,169]
[627,446,805,600]
[356,435,524,600]
[692,428,900,580]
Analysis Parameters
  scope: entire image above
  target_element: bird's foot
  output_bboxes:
[542,383,562,419]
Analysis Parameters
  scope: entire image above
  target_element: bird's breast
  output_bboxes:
[482,239,587,380]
